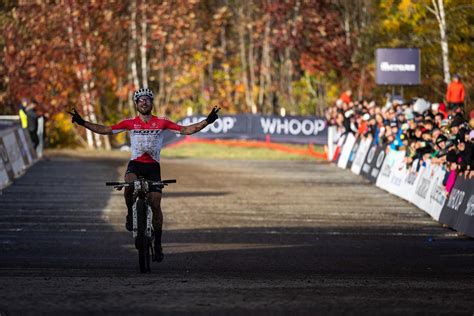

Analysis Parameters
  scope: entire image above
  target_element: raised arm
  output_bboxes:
[68,108,113,135]
[180,106,221,135]
[181,120,209,135]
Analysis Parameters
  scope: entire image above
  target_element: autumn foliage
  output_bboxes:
[0,0,472,148]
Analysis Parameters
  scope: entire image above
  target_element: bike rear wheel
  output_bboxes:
[136,199,151,273]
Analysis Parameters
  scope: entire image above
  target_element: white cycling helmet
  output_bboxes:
[133,88,154,103]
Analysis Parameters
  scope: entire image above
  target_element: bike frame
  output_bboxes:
[106,178,176,273]
[131,180,154,239]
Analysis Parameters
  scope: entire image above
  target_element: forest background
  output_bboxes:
[0,0,472,148]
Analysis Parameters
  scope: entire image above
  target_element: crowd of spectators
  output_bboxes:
[326,79,473,194]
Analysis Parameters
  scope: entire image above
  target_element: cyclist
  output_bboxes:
[68,88,220,262]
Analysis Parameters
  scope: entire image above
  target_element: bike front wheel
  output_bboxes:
[136,199,151,273]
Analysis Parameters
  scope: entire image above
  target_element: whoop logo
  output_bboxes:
[175,114,328,142]
[260,118,326,136]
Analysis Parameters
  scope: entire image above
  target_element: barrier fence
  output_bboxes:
[162,114,328,147]
[328,126,474,237]
[0,119,39,191]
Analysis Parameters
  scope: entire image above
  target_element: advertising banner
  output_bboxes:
[14,129,33,167]
[164,114,328,146]
[439,176,474,236]
[332,133,347,162]
[1,131,25,177]
[0,136,14,182]
[376,48,421,85]
[376,149,405,191]
[351,137,372,175]
[0,159,9,189]
[396,159,421,201]
[386,156,409,198]
[452,177,474,237]
[346,137,361,170]
[337,133,356,169]
[360,145,387,183]
[423,165,447,221]
[411,161,432,209]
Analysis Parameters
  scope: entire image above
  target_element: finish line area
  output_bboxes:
[0,151,472,314]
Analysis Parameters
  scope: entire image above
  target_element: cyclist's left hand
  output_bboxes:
[205,106,221,124]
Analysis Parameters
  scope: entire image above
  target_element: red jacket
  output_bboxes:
[446,82,465,103]
[339,92,351,104]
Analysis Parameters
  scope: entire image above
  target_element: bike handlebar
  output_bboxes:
[105,179,176,187]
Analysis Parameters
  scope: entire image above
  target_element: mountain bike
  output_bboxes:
[106,177,176,273]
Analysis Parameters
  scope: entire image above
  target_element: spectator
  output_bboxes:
[326,85,473,195]
[338,89,352,105]
[18,98,29,129]
[25,100,39,149]
[446,74,465,111]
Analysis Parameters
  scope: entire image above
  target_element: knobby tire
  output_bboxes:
[136,199,151,273]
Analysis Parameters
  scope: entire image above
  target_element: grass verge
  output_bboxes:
[161,142,325,160]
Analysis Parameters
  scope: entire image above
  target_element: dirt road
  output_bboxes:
[0,151,473,314]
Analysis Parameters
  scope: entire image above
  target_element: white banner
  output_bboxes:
[411,161,432,208]
[396,159,421,202]
[337,133,356,169]
[327,126,337,161]
[351,136,372,175]
[386,154,408,197]
[420,164,447,220]
[37,116,44,158]
[2,131,26,178]
[333,133,347,161]
[376,149,405,191]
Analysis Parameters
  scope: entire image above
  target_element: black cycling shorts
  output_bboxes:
[125,160,162,192]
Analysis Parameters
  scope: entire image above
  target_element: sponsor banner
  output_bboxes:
[376,48,421,85]
[423,165,447,221]
[386,155,408,198]
[337,133,356,169]
[21,128,38,161]
[332,133,347,162]
[166,114,328,145]
[0,159,9,189]
[0,136,12,189]
[14,129,32,167]
[351,136,372,175]
[1,131,25,178]
[411,161,432,209]
[0,136,14,181]
[327,126,338,161]
[346,137,361,170]
[37,116,44,158]
[439,176,474,236]
[453,177,474,237]
[395,159,421,202]
[375,148,404,191]
[360,145,387,183]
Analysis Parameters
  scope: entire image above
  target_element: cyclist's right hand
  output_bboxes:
[67,108,86,126]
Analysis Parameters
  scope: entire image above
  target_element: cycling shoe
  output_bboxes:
[125,215,133,232]
[153,246,164,262]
